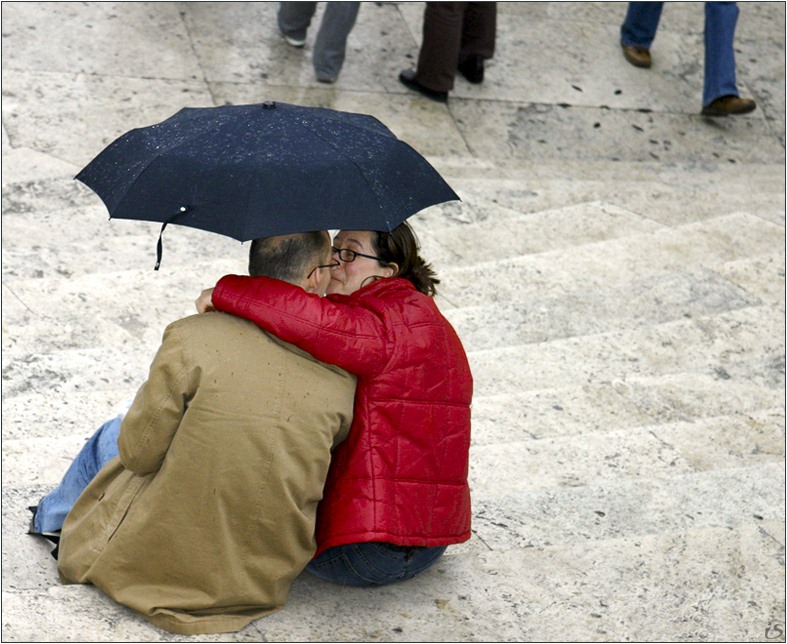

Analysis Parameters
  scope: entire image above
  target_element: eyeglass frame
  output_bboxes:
[331,246,387,264]
[307,259,341,279]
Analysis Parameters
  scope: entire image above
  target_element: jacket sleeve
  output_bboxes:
[212,274,388,376]
[117,322,193,475]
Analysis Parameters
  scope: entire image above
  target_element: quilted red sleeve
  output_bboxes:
[212,274,388,376]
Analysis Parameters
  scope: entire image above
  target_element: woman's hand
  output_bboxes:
[195,288,216,313]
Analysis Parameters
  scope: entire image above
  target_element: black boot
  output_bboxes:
[458,55,484,84]
[398,69,448,103]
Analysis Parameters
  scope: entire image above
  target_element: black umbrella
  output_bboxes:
[76,101,459,269]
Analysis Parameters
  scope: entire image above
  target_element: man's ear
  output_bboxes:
[304,269,321,294]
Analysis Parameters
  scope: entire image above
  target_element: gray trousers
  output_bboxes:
[278,2,360,80]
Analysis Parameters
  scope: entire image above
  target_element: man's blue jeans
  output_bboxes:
[33,417,121,533]
[306,542,446,587]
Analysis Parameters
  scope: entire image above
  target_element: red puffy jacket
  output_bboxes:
[213,276,473,554]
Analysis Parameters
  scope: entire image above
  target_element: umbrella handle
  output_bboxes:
[154,207,189,271]
[154,222,168,271]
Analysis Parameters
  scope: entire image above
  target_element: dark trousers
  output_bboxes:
[307,542,446,586]
[416,2,497,92]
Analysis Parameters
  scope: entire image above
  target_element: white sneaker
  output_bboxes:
[282,32,305,48]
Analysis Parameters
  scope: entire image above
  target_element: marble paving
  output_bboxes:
[2,2,785,642]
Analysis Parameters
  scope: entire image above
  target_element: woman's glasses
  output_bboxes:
[332,246,386,263]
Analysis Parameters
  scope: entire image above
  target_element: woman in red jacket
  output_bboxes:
[205,222,473,587]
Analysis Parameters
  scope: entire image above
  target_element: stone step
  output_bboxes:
[3,212,780,361]
[4,367,782,484]
[467,305,783,398]
[2,251,244,357]
[415,184,784,238]
[433,161,786,205]
[470,461,783,552]
[1,173,88,217]
[435,212,784,308]
[1,203,249,282]
[3,518,781,642]
[2,169,782,312]
[3,434,96,487]
[4,370,781,477]
[448,522,785,643]
[430,157,786,184]
[429,158,786,223]
[4,300,781,407]
[4,372,780,498]
[5,210,780,363]
[470,372,785,445]
[469,409,783,493]
[1,197,661,280]
[714,252,787,309]
[6,402,781,488]
[442,263,765,351]
[414,200,665,269]
[10,188,764,289]
[1,344,156,401]
[1,388,134,442]
[6,461,781,598]
[3,158,783,269]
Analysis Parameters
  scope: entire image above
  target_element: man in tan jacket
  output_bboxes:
[54,231,356,635]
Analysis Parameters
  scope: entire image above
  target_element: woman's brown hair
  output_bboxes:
[371,222,439,297]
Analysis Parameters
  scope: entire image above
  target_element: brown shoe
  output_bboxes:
[621,44,651,68]
[701,95,757,117]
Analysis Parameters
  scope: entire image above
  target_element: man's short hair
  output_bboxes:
[248,231,327,283]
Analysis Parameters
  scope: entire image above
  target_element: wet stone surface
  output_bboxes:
[2,2,784,641]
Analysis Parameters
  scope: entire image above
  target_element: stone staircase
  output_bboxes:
[2,1,785,641]
[3,153,784,641]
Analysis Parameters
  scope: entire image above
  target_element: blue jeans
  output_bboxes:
[620,2,740,106]
[306,542,447,587]
[33,417,121,533]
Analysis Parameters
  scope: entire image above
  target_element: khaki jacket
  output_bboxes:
[57,313,355,635]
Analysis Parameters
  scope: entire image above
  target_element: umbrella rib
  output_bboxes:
[284,111,389,219]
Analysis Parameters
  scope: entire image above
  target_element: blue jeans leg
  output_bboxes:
[620,2,664,48]
[306,542,447,587]
[703,1,740,106]
[33,417,122,533]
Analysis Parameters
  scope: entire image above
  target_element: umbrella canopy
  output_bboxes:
[76,101,459,268]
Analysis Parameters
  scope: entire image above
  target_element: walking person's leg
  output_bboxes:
[278,2,318,46]
[415,2,467,92]
[702,1,740,106]
[312,2,360,82]
[457,2,496,83]
[620,1,664,48]
[700,2,755,114]
[459,2,496,60]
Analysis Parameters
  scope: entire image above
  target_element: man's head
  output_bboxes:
[248,231,335,295]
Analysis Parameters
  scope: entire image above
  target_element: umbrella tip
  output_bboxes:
[262,101,276,109]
